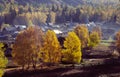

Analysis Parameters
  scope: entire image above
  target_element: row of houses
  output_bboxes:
[0,25,27,41]
[0,22,98,42]
[44,22,97,37]
[0,22,98,56]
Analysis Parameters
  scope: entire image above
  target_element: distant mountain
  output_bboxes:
[1,0,120,6]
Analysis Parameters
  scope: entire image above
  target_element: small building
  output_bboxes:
[2,26,17,34]
[53,29,62,34]
[15,25,27,31]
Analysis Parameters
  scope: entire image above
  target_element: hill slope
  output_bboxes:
[1,0,119,6]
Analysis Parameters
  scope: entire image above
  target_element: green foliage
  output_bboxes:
[62,32,82,64]
[0,43,8,77]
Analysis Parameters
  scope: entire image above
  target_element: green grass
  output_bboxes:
[100,43,110,46]
[101,40,115,43]
[100,40,115,46]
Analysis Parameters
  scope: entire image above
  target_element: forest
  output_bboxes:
[0,0,120,77]
[0,0,119,28]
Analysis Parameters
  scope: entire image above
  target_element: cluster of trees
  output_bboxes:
[12,26,82,69]
[74,24,101,49]
[12,25,101,69]
[0,2,120,27]
[0,25,101,76]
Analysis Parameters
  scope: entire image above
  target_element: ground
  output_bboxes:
[3,22,120,77]
[3,41,120,77]
[3,62,120,77]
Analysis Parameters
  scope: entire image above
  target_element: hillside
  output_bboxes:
[0,0,119,6]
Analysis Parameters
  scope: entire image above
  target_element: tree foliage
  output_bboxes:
[89,31,100,48]
[42,30,61,64]
[0,43,8,77]
[0,3,120,25]
[46,11,56,24]
[74,25,89,48]
[62,32,82,64]
[12,26,44,69]
[92,26,102,39]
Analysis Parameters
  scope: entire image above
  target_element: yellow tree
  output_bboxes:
[62,32,82,64]
[46,11,56,24]
[50,11,56,24]
[37,12,47,24]
[12,26,44,69]
[0,43,8,77]
[89,31,100,49]
[92,26,102,39]
[42,30,61,64]
[74,25,89,48]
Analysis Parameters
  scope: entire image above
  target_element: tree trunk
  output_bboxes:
[72,64,75,68]
[33,63,36,69]
[22,65,24,70]
[27,64,30,70]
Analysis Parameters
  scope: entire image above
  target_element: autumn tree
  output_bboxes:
[27,26,44,68]
[92,26,102,39]
[37,12,47,24]
[46,11,56,24]
[42,30,61,64]
[0,43,8,77]
[74,25,89,48]
[89,31,100,49]
[62,32,82,64]
[12,26,44,69]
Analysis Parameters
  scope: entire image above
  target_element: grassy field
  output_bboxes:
[100,40,115,46]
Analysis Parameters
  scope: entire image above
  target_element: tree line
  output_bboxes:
[0,24,100,76]
[0,3,120,27]
[11,24,101,70]
[1,24,120,76]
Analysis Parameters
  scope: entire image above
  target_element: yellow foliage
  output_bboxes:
[42,30,61,64]
[74,25,89,48]
[0,43,8,77]
[92,26,102,39]
[0,69,4,77]
[62,32,82,64]
[50,12,56,24]
[89,31,100,48]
